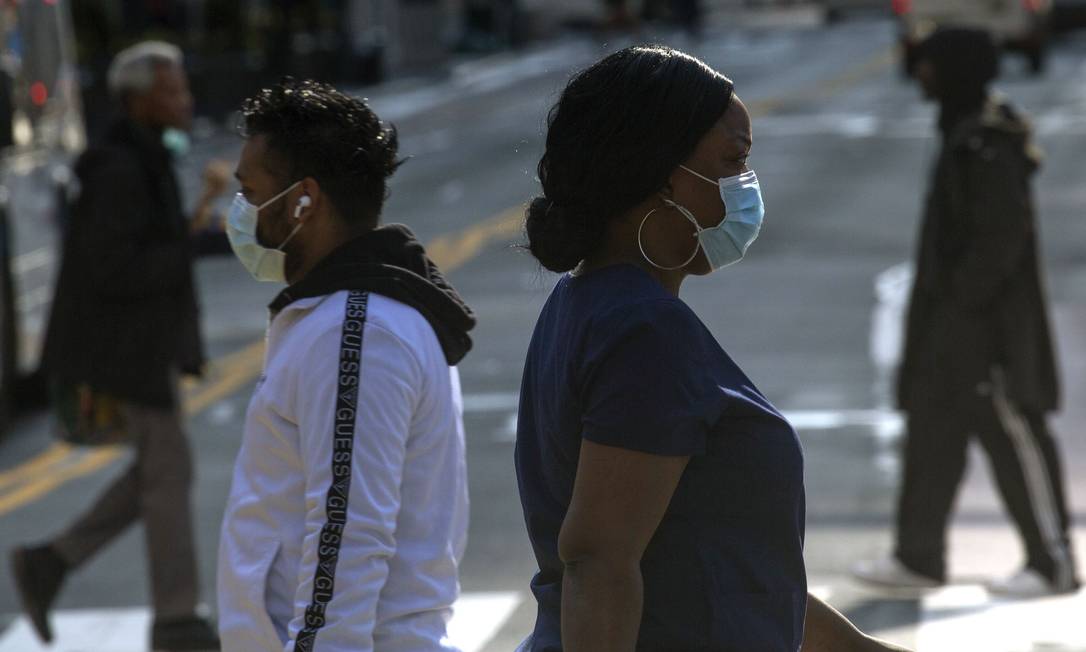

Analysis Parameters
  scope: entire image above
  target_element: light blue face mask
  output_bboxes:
[638,166,765,271]
[161,127,191,157]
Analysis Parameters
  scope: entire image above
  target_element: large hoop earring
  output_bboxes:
[638,202,701,271]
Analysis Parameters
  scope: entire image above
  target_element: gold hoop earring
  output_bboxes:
[637,202,700,271]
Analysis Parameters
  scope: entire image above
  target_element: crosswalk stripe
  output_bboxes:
[0,591,523,652]
[446,591,522,652]
[913,585,1086,651]
[0,607,149,651]
[6,583,1085,651]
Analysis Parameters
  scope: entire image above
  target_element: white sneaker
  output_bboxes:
[987,568,1078,598]
[851,556,942,590]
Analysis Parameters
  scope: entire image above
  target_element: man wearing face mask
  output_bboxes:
[216,79,474,652]
[852,28,1079,597]
[9,42,230,650]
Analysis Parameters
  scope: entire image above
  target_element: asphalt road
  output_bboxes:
[2,14,1086,651]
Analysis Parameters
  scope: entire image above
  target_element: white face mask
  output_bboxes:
[225,181,303,283]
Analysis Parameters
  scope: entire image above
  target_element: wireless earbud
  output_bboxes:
[294,195,311,219]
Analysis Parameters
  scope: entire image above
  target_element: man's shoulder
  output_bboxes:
[75,140,142,178]
[288,291,437,362]
[297,290,428,331]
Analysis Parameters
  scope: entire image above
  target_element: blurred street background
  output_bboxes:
[0,0,1085,650]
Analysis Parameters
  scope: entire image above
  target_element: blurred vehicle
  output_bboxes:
[894,0,1052,75]
[1051,0,1086,31]
[818,0,890,23]
[0,0,85,428]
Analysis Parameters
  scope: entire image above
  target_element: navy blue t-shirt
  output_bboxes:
[515,264,807,652]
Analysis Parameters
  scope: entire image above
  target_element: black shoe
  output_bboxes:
[151,615,220,651]
[9,544,67,643]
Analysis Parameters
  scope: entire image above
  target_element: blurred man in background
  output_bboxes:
[853,28,1079,598]
[9,41,230,650]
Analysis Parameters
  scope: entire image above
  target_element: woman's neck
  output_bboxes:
[578,251,684,296]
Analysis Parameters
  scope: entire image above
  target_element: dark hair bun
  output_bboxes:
[525,197,604,273]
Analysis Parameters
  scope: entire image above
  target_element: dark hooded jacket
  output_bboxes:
[897,96,1060,412]
[42,118,210,408]
[269,223,475,365]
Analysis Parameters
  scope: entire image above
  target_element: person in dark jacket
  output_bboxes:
[9,42,231,650]
[853,28,1079,597]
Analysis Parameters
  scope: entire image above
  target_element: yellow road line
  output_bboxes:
[425,205,525,272]
[185,341,266,416]
[0,447,121,514]
[0,348,273,515]
[0,442,72,492]
[0,44,895,516]
[746,45,895,117]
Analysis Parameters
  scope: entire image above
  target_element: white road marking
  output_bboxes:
[367,40,594,123]
[867,262,913,444]
[781,409,903,434]
[16,285,50,314]
[40,587,1086,652]
[11,247,58,316]
[464,391,909,441]
[755,107,1086,140]
[446,591,522,652]
[462,392,519,413]
[0,592,523,652]
[13,246,54,277]
[870,263,913,374]
[497,412,519,443]
[0,607,150,652]
[912,585,1086,651]
[206,400,238,425]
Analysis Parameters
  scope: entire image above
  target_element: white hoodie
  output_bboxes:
[218,289,469,652]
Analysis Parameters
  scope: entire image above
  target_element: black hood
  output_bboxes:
[269,224,476,364]
[917,28,999,134]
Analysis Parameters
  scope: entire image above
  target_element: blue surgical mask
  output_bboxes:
[678,166,766,270]
[225,181,303,283]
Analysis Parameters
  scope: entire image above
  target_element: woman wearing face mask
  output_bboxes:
[514,46,908,652]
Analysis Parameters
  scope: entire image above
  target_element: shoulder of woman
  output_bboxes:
[594,296,702,345]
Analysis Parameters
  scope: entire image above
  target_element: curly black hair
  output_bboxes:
[238,78,402,227]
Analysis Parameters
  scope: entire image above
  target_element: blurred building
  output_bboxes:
[65,0,640,130]
[70,0,471,128]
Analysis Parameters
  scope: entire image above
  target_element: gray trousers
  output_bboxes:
[52,398,199,619]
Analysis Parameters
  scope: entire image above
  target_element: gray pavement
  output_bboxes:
[2,15,1086,651]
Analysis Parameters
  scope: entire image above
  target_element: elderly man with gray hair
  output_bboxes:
[8,41,229,651]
